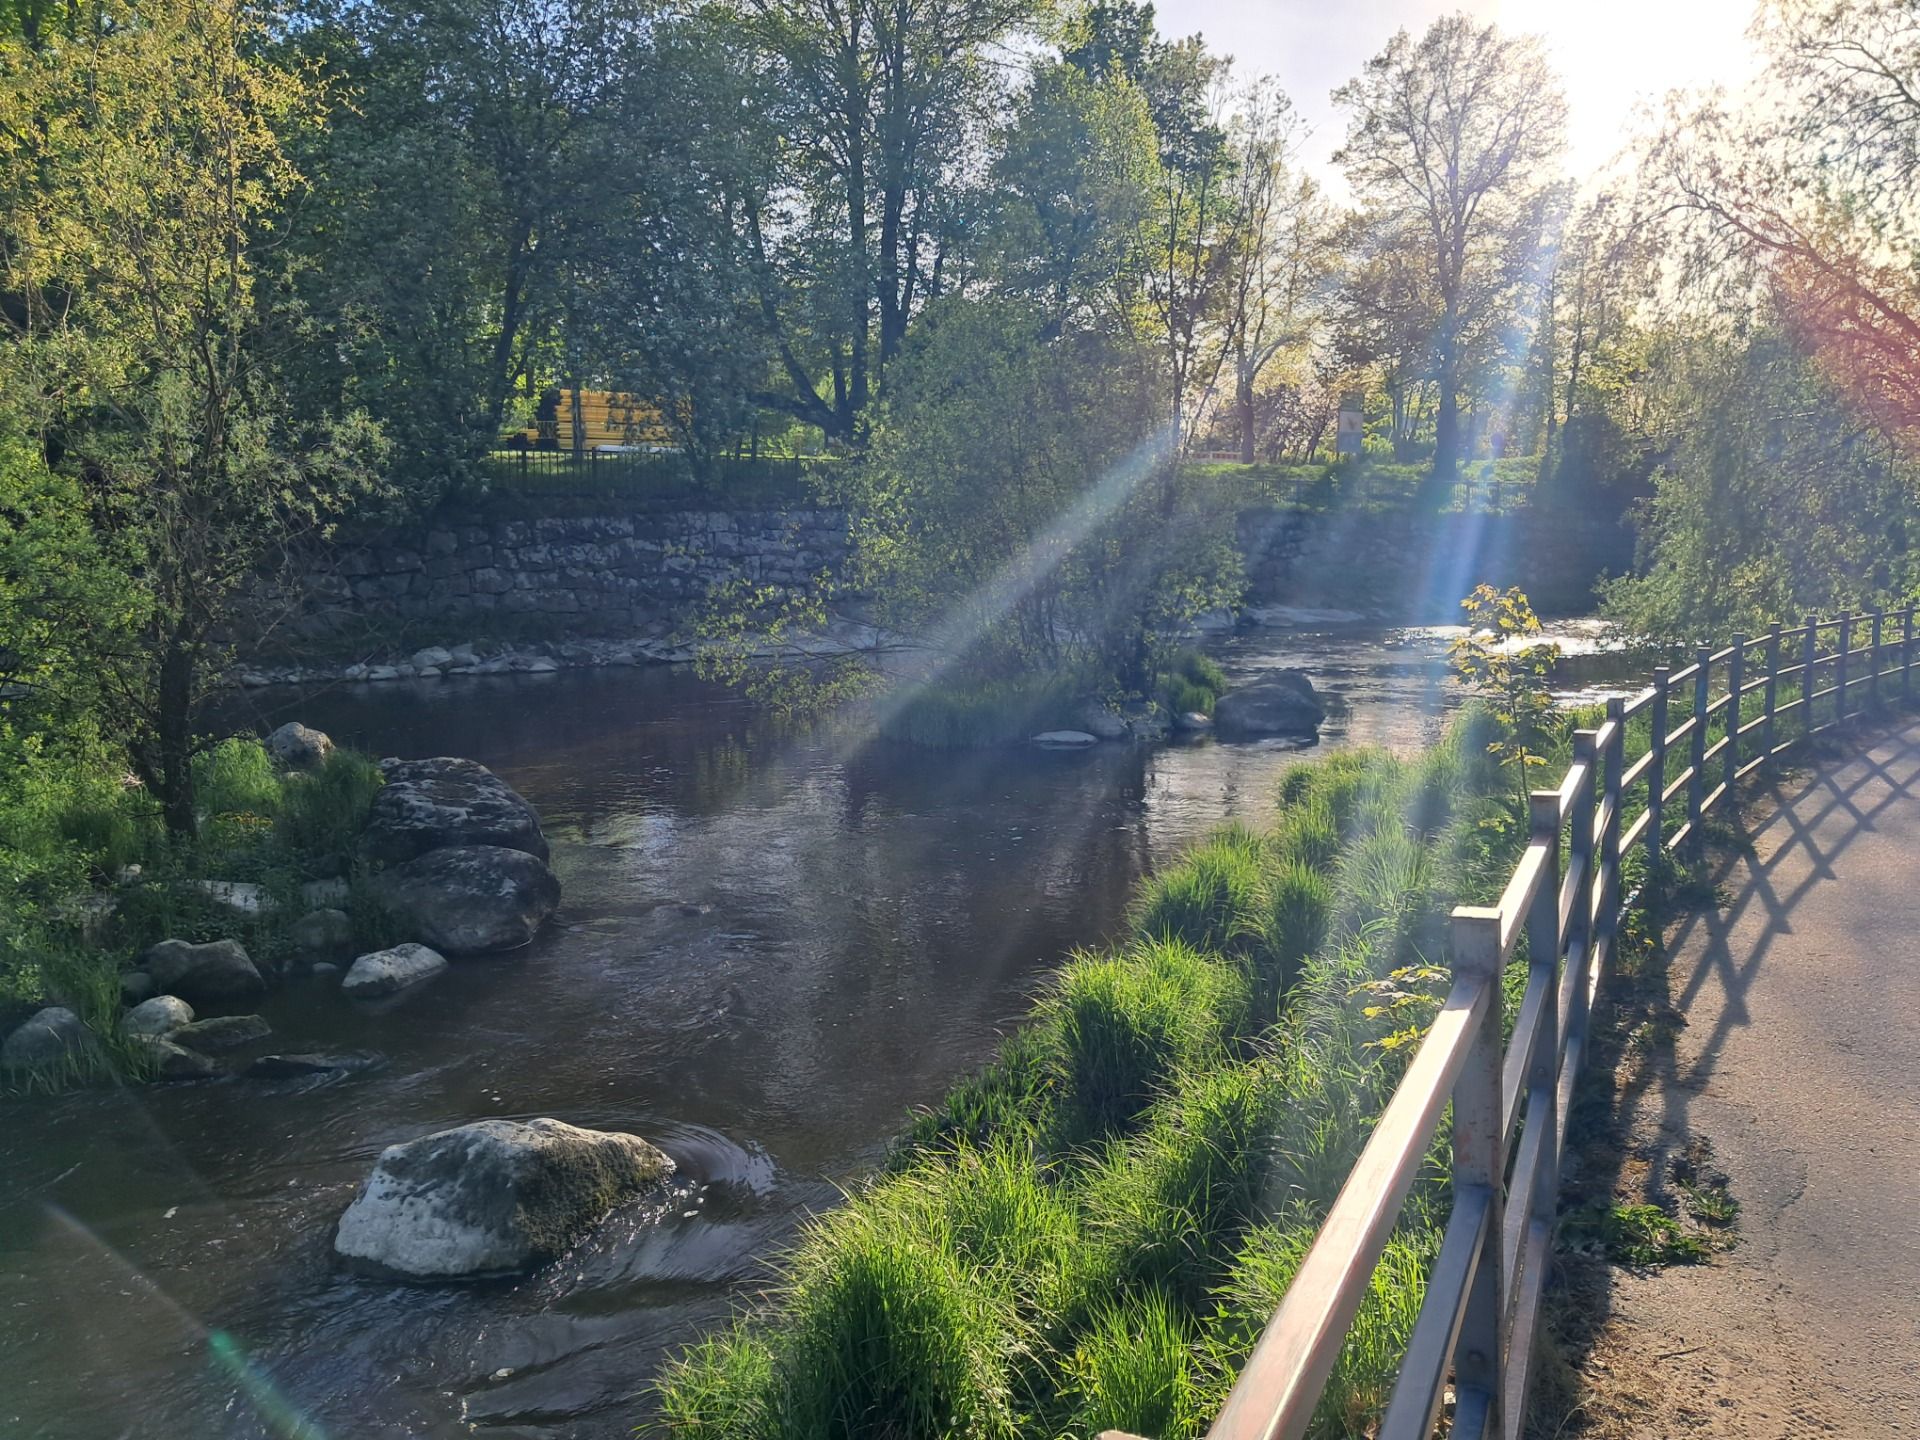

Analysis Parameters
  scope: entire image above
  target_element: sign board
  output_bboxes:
[1335,394,1365,457]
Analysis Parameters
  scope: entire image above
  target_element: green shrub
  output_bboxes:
[1063,1291,1207,1440]
[880,675,1083,747]
[1157,650,1229,719]
[278,749,385,866]
[1261,859,1332,1000]
[776,1204,1022,1440]
[894,1024,1057,1166]
[193,738,281,822]
[654,1326,777,1440]
[1047,941,1245,1142]
[1270,795,1339,871]
[1084,1060,1284,1308]
[1134,833,1269,956]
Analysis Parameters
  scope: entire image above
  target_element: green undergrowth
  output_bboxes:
[1,732,388,1091]
[654,703,1555,1440]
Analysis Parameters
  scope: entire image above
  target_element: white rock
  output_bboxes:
[188,879,274,916]
[1032,730,1099,746]
[411,646,454,670]
[124,995,196,1037]
[342,943,449,998]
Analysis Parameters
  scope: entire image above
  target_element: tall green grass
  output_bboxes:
[2,730,385,1090]
[654,704,1534,1440]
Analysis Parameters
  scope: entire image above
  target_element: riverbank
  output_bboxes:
[654,704,1535,1438]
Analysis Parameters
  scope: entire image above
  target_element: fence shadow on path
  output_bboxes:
[1529,717,1920,1436]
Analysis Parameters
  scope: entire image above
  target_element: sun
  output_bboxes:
[1495,0,1761,180]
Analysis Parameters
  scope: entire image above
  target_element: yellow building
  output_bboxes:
[505,389,676,451]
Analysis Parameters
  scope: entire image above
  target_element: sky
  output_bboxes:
[1152,0,1762,188]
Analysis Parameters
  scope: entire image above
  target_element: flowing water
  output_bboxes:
[0,617,1629,1440]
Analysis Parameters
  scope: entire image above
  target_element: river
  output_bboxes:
[0,616,1625,1439]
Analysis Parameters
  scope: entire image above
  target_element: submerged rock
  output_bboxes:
[362,757,549,864]
[133,1035,219,1081]
[123,995,195,1038]
[333,1118,673,1279]
[142,939,265,1006]
[267,721,334,770]
[245,1051,381,1079]
[342,943,448,998]
[171,1014,272,1053]
[374,845,559,954]
[2,1007,89,1071]
[1212,670,1326,738]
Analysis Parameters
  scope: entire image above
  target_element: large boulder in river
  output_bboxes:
[2,1007,90,1071]
[342,943,448,998]
[374,845,560,954]
[362,757,548,865]
[1213,670,1326,738]
[142,938,265,1006]
[267,721,333,770]
[333,1118,673,1279]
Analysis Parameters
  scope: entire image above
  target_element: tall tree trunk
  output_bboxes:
[1432,330,1462,488]
[149,630,199,839]
[1237,360,1256,464]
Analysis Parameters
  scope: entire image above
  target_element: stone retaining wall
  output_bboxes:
[249,497,1630,650]
[251,507,850,643]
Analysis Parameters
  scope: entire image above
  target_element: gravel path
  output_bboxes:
[1554,723,1920,1438]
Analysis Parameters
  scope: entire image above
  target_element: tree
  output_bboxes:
[282,0,667,493]
[990,59,1158,335]
[738,0,1035,441]
[0,0,382,833]
[1602,324,1919,641]
[721,297,1241,706]
[1216,79,1333,462]
[1449,584,1559,804]
[1334,15,1566,480]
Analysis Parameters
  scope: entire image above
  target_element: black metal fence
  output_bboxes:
[483,448,815,500]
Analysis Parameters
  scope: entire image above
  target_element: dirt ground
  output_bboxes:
[1532,724,1920,1440]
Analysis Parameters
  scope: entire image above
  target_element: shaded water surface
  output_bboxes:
[0,620,1620,1439]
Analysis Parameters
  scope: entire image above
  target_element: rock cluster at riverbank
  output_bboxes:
[0,732,564,1087]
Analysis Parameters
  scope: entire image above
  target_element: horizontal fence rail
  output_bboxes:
[1194,604,1916,1440]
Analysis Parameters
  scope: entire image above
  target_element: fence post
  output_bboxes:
[1568,730,1597,965]
[1906,603,1916,704]
[1687,649,1710,849]
[1525,786,1563,1202]
[1803,616,1820,737]
[1724,636,1745,796]
[1449,908,1506,1435]
[1646,668,1670,872]
[1871,609,1885,713]
[1762,624,1781,761]
[1602,698,1625,920]
[1837,611,1853,724]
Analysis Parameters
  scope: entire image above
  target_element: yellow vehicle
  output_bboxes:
[503,388,677,452]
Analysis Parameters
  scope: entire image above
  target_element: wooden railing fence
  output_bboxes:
[1188,604,1917,1440]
